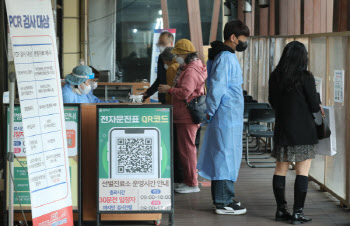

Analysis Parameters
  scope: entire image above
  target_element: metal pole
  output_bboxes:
[8,72,16,226]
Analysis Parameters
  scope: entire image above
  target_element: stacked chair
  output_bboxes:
[243,91,276,168]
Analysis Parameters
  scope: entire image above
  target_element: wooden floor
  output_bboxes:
[100,163,350,226]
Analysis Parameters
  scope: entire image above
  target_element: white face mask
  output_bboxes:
[159,46,166,53]
[164,64,169,70]
[176,56,185,65]
[78,83,91,95]
[91,81,98,90]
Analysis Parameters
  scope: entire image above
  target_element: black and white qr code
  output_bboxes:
[117,138,153,174]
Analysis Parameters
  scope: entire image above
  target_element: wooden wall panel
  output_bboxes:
[259,8,269,36]
[294,0,301,35]
[269,0,276,35]
[279,0,288,35]
[161,0,169,29]
[287,0,295,35]
[320,0,327,33]
[238,0,244,22]
[339,0,348,32]
[304,0,313,34]
[187,0,204,62]
[210,0,221,42]
[326,0,334,32]
[313,0,321,33]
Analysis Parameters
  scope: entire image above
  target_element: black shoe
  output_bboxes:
[292,208,312,224]
[275,204,292,222]
[273,175,292,221]
[215,202,247,215]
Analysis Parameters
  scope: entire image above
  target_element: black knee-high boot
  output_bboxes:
[273,175,292,221]
[292,175,312,224]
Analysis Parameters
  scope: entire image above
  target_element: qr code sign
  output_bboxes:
[117,138,153,174]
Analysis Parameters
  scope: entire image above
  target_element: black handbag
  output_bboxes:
[185,95,207,124]
[315,106,331,140]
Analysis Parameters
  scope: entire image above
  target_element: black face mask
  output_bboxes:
[235,40,248,52]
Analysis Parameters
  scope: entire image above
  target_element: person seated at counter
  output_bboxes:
[62,65,119,103]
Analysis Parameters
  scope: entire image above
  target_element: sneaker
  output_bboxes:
[174,183,186,189]
[215,202,247,215]
[174,184,200,193]
[212,200,241,209]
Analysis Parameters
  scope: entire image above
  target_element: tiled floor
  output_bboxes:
[101,163,350,226]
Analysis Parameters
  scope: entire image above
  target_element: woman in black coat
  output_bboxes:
[268,41,320,225]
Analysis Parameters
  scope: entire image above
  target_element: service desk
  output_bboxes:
[93,82,151,103]
[81,103,162,222]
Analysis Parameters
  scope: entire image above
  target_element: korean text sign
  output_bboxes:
[6,106,80,211]
[5,0,73,225]
[98,106,172,212]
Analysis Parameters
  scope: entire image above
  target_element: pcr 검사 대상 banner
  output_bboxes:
[5,0,73,225]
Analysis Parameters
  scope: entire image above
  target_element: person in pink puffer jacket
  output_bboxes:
[158,39,207,194]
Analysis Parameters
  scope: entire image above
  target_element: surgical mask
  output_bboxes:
[235,40,248,52]
[78,83,91,95]
[176,57,185,65]
[159,46,166,53]
[91,81,98,90]
[164,64,169,70]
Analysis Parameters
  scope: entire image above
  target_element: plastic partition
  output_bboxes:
[325,37,348,199]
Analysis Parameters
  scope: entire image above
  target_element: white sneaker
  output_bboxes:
[174,183,186,189]
[174,184,200,193]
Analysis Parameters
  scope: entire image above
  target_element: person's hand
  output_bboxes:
[158,85,171,93]
[142,92,149,102]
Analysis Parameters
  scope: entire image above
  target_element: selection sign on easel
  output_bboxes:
[5,0,73,225]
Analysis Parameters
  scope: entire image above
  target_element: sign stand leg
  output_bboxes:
[96,213,100,226]
[168,213,174,226]
[8,72,16,226]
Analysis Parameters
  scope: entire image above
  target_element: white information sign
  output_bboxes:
[334,70,344,103]
[149,29,176,102]
[99,179,171,211]
[5,0,73,225]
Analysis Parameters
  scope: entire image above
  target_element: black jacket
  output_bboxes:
[146,57,166,104]
[269,71,320,146]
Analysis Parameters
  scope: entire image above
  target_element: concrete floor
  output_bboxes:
[100,162,350,226]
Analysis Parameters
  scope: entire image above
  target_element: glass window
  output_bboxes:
[200,0,223,45]
[116,0,162,82]
[167,0,190,41]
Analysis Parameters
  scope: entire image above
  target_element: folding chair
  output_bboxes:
[243,103,271,151]
[244,95,253,102]
[245,108,276,168]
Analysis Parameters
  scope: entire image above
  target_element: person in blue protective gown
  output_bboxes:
[62,65,119,103]
[197,20,250,215]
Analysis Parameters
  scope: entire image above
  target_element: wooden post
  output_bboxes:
[287,0,295,35]
[161,0,169,29]
[209,0,221,43]
[187,0,204,62]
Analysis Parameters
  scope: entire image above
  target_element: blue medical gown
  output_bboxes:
[62,83,119,103]
[197,51,244,182]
